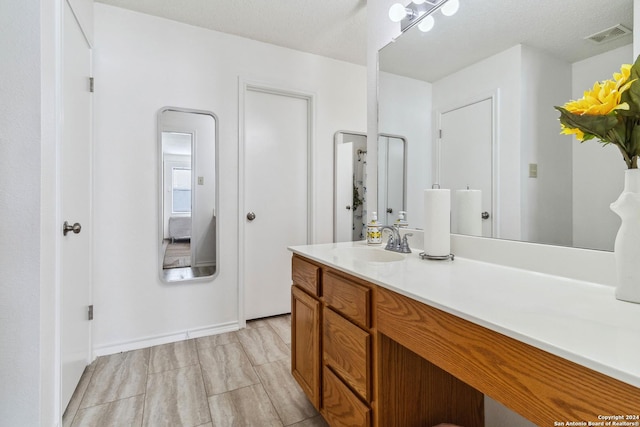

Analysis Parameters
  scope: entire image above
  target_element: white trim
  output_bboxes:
[434,90,500,238]
[238,78,316,326]
[93,321,240,357]
[41,0,64,424]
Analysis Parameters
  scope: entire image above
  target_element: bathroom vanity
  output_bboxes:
[289,242,640,427]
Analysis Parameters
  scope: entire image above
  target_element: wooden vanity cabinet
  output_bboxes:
[291,256,374,426]
[292,251,640,427]
[291,254,482,427]
[291,256,321,410]
[322,271,373,427]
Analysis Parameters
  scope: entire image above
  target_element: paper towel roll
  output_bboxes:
[424,189,450,256]
[455,189,482,236]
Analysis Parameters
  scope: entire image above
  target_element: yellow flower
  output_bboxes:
[562,64,635,116]
[560,124,585,141]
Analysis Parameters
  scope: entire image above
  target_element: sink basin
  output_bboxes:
[331,246,405,263]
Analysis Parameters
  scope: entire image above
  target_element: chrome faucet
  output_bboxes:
[379,226,412,254]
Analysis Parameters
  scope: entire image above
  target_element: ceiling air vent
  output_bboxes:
[585,24,632,44]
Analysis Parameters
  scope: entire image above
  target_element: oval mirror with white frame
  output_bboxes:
[158,107,218,282]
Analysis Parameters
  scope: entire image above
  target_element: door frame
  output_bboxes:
[237,78,315,327]
[434,90,499,237]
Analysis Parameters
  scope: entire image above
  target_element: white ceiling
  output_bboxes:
[94,0,369,65]
[381,0,634,82]
[94,0,634,77]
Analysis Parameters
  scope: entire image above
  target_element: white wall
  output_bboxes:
[520,46,572,246]
[572,44,634,251]
[0,1,45,425]
[92,4,366,352]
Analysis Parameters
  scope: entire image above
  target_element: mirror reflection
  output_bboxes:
[334,131,368,242]
[378,0,633,251]
[158,108,218,282]
[378,134,407,226]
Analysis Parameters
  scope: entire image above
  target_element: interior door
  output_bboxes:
[61,2,92,410]
[439,98,493,237]
[244,87,309,320]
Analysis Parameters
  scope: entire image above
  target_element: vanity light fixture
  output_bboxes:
[389,0,460,33]
[388,3,417,22]
[417,15,435,32]
[440,0,460,16]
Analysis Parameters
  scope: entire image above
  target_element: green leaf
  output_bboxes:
[555,106,618,140]
[620,55,640,113]
[631,122,640,158]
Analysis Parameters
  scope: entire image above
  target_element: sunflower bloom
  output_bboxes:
[562,64,635,116]
[560,124,585,141]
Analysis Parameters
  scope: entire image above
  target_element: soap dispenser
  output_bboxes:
[395,211,409,228]
[367,212,382,245]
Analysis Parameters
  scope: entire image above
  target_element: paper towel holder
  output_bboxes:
[419,252,455,261]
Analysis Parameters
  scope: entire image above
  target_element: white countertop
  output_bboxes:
[289,241,640,389]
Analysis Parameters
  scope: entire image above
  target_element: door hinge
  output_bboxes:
[88,305,94,321]
[439,129,443,138]
[89,77,94,93]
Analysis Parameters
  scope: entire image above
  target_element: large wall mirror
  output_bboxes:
[378,0,633,251]
[158,107,218,282]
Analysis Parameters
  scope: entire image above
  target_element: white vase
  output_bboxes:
[610,168,640,303]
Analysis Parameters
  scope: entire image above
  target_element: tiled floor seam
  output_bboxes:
[195,333,215,426]
[140,349,150,427]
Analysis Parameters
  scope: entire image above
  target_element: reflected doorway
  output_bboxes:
[334,131,367,242]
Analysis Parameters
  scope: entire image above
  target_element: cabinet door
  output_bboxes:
[291,285,321,409]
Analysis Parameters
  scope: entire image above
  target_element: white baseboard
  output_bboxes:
[93,321,240,358]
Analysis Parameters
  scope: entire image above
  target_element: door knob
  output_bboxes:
[346,205,351,210]
[481,212,490,220]
[246,212,256,221]
[63,221,82,236]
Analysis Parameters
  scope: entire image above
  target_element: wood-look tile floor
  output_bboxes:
[63,314,328,427]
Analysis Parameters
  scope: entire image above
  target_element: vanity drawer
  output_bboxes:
[292,255,320,297]
[323,271,371,328]
[323,307,371,401]
[322,366,371,427]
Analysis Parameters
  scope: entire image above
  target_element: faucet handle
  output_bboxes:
[384,233,395,250]
[400,233,413,253]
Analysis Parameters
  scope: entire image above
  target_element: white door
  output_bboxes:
[439,98,493,237]
[335,142,354,242]
[61,2,92,410]
[243,87,310,320]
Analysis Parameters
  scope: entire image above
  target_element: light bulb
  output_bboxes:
[418,15,435,32]
[389,3,408,22]
[441,0,459,16]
